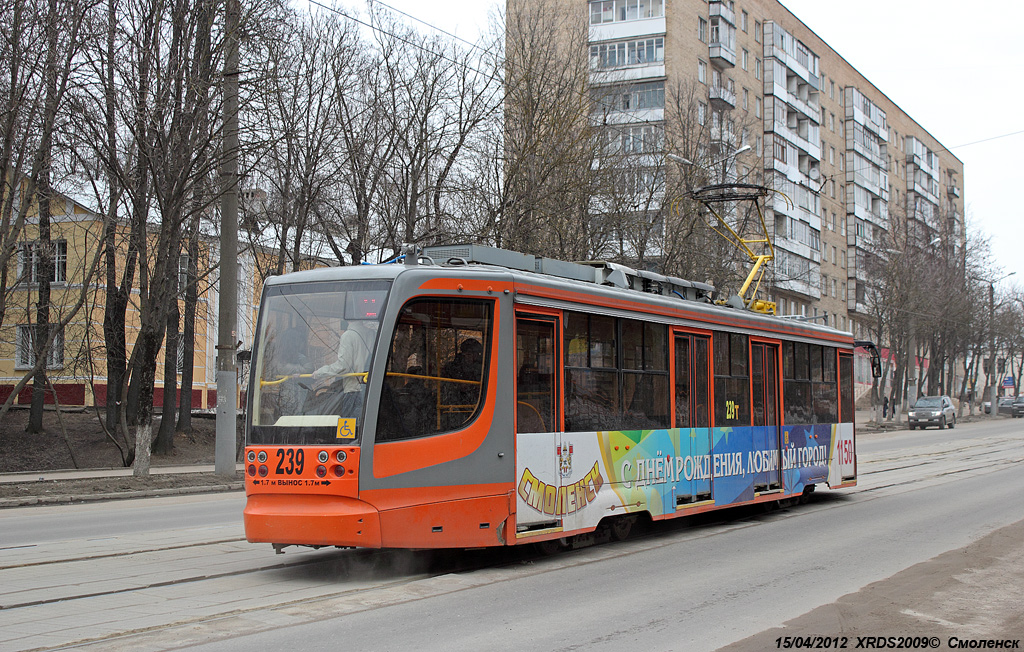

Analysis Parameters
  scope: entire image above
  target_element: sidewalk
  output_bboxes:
[0,462,244,484]
[0,463,245,509]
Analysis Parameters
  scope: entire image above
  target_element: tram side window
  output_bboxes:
[782,341,838,424]
[564,312,668,431]
[783,341,811,424]
[713,332,750,426]
[839,354,854,422]
[813,346,838,423]
[376,298,494,442]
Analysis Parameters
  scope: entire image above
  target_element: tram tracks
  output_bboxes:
[5,432,1023,651]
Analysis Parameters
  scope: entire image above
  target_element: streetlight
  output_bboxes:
[974,271,1016,419]
[668,144,751,169]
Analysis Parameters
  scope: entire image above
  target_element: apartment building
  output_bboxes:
[535,0,964,347]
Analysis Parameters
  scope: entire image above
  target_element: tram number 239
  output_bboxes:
[725,400,740,420]
[275,448,305,475]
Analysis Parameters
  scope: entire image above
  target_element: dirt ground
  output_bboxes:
[720,518,1024,648]
[0,407,241,500]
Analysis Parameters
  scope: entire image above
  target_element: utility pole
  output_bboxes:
[216,0,240,476]
[982,271,1015,420]
[989,280,997,420]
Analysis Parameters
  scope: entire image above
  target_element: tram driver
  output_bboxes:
[309,317,377,415]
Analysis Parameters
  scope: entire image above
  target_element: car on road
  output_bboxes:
[983,396,1013,414]
[908,395,956,430]
[1013,396,1024,418]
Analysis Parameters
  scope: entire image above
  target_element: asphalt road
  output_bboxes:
[1,419,1022,651]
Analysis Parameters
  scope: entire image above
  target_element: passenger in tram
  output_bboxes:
[308,319,376,416]
[442,338,484,428]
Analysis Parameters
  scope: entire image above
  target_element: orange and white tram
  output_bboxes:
[243,245,861,551]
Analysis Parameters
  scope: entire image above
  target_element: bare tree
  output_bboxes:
[501,0,603,261]
[245,9,354,274]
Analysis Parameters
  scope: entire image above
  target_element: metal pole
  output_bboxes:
[216,0,239,476]
[990,281,998,420]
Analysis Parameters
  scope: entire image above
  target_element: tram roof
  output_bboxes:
[262,247,853,346]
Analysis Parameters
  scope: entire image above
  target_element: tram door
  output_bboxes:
[674,333,712,503]
[750,342,782,491]
[514,315,561,529]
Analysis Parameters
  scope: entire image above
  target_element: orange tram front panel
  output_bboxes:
[243,445,380,547]
[244,443,517,549]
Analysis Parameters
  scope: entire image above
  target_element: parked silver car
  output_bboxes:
[908,395,956,430]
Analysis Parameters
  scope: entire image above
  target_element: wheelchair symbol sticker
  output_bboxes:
[336,418,356,439]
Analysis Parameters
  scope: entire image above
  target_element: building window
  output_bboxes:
[774,137,786,163]
[754,20,761,43]
[698,59,706,84]
[590,0,665,25]
[16,324,64,369]
[178,253,190,291]
[756,135,762,156]
[592,81,665,114]
[698,17,708,43]
[830,80,835,99]
[829,146,835,165]
[18,240,67,284]
[742,88,748,110]
[698,101,707,125]
[755,96,762,118]
[602,123,665,154]
[741,10,748,32]
[590,37,666,69]
[742,49,748,70]
[754,58,761,80]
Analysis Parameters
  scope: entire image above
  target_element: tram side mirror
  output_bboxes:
[237,349,252,363]
[870,357,882,379]
[854,340,882,379]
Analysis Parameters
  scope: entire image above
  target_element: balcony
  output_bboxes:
[709,0,735,26]
[709,42,735,68]
[709,85,736,110]
[947,184,961,198]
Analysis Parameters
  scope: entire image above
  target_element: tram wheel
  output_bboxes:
[535,538,564,556]
[609,515,635,541]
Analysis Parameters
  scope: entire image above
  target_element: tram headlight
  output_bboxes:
[318,450,329,464]
[335,450,347,463]
[316,465,327,478]
[258,465,268,477]
[247,450,256,463]
[247,464,256,476]
[257,450,268,464]
[333,465,345,477]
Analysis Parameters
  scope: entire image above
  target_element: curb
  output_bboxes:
[0,482,244,509]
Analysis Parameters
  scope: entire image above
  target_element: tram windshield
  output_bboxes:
[249,280,390,445]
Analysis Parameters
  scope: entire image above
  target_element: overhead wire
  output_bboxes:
[306,0,497,80]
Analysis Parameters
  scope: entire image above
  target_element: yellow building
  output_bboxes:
[0,188,225,409]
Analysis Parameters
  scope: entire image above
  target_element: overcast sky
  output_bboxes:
[354,0,1024,291]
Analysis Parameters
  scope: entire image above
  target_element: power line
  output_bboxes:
[952,129,1024,150]
[306,0,496,80]
[369,0,490,55]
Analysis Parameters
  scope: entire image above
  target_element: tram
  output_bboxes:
[243,244,867,551]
